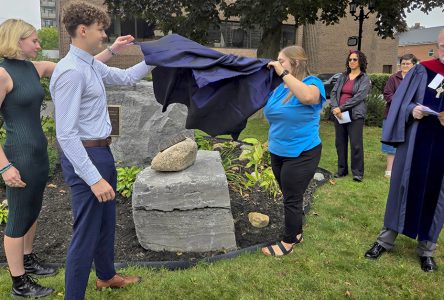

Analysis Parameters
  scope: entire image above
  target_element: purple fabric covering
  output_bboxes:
[137,34,281,138]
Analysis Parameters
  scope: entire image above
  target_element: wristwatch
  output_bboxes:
[280,69,290,78]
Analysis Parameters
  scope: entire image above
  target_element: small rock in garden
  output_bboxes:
[59,189,66,194]
[212,143,225,151]
[313,173,325,181]
[47,183,57,188]
[2,199,8,208]
[151,138,198,172]
[248,212,269,228]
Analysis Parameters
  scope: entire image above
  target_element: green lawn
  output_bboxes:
[1,119,443,299]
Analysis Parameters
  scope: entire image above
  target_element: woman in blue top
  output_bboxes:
[262,46,326,256]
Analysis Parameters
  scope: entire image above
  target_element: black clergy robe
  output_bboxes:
[382,59,444,243]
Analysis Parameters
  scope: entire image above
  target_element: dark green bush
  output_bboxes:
[40,78,52,101]
[369,73,390,94]
[365,90,386,127]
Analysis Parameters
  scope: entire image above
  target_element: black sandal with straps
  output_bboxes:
[262,241,293,257]
[262,234,304,257]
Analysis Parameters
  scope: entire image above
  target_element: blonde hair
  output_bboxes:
[0,19,36,59]
[280,46,311,103]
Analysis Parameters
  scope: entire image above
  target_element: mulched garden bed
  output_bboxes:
[0,140,331,264]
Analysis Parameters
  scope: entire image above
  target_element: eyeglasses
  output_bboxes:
[348,58,358,62]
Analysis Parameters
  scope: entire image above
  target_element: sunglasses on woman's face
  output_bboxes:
[348,58,358,62]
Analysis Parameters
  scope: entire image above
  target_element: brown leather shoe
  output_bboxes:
[96,273,141,289]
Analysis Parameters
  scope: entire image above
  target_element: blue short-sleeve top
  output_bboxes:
[264,75,326,157]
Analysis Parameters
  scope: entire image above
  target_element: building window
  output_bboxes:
[44,20,54,27]
[428,49,434,56]
[207,22,295,49]
[383,65,392,74]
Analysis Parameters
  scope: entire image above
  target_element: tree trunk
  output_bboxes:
[257,23,282,59]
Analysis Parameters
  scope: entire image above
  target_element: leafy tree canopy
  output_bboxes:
[104,0,444,57]
[104,0,221,43]
[37,27,59,50]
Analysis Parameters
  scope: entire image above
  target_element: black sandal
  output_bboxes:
[262,241,293,257]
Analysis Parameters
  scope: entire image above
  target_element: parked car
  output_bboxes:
[318,73,342,99]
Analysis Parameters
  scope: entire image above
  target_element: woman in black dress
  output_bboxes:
[0,19,133,298]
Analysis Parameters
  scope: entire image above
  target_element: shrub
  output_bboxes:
[0,203,7,224]
[365,90,386,127]
[37,27,59,50]
[239,138,281,198]
[369,73,390,94]
[40,78,52,101]
[195,130,213,150]
[41,117,58,177]
[117,166,142,198]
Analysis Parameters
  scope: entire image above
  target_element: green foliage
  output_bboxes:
[195,131,213,150]
[0,203,7,224]
[321,103,333,121]
[369,73,391,94]
[41,117,58,177]
[41,116,56,144]
[117,166,142,198]
[40,78,52,101]
[37,27,59,50]
[47,145,59,178]
[104,0,222,44]
[215,142,247,195]
[239,138,280,198]
[0,127,6,140]
[1,121,444,299]
[365,90,386,127]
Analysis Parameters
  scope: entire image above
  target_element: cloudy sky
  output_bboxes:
[0,0,41,29]
[405,6,444,28]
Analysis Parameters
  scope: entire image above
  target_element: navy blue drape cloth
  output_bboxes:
[138,34,281,139]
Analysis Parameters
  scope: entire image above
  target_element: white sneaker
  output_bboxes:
[384,171,391,178]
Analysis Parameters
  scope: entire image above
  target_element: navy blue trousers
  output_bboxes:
[60,147,117,300]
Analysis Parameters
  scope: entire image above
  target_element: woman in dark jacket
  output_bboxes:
[330,50,370,182]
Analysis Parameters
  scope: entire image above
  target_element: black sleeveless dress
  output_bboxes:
[0,58,49,237]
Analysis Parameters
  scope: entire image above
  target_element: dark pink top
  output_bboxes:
[339,78,355,106]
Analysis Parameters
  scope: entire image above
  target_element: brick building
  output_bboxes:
[40,0,59,27]
[398,25,444,63]
[59,0,398,73]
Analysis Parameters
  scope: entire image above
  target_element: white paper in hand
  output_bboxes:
[335,111,352,124]
[419,105,440,116]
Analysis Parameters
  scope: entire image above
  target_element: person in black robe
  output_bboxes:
[364,29,444,272]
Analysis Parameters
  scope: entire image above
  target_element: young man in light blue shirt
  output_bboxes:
[50,2,152,299]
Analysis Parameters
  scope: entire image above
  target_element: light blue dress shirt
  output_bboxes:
[50,44,152,186]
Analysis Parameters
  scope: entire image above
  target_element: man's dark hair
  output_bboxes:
[345,50,368,74]
[62,1,110,37]
[399,53,418,64]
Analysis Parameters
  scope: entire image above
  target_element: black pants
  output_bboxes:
[334,118,364,177]
[270,144,322,243]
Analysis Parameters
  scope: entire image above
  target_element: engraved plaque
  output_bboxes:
[108,105,121,136]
